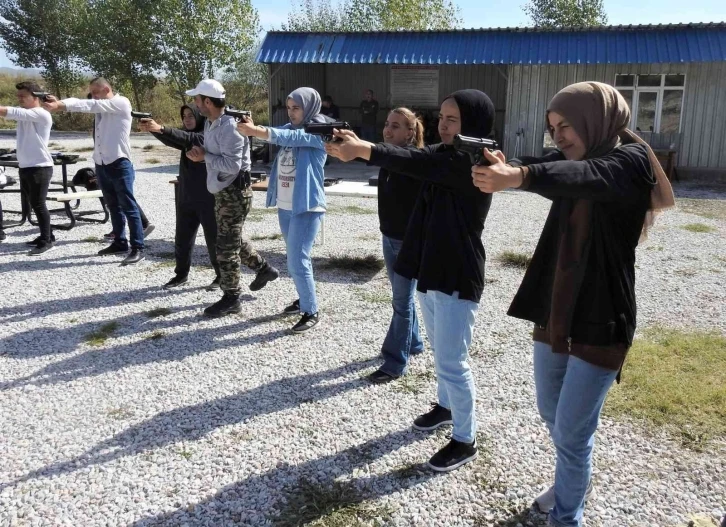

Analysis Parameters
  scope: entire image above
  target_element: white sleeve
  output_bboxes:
[4,107,52,124]
[62,97,131,115]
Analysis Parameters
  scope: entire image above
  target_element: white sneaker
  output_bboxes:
[534,481,596,513]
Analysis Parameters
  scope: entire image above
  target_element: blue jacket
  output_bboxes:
[266,125,327,214]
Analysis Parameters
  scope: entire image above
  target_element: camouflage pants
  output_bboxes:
[214,185,264,295]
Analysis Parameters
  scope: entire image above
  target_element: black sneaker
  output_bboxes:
[413,403,453,431]
[204,293,241,318]
[26,233,56,246]
[283,299,300,314]
[249,262,279,291]
[98,242,128,256]
[28,242,55,256]
[163,275,188,289]
[205,276,221,292]
[143,224,155,238]
[0,231,5,242]
[291,312,319,333]
[121,248,145,266]
[103,231,115,240]
[427,438,477,472]
[367,368,400,384]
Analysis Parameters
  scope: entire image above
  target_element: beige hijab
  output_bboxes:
[547,81,676,241]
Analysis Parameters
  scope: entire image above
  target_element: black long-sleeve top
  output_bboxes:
[369,142,492,303]
[508,143,655,369]
[151,127,212,207]
[377,146,423,240]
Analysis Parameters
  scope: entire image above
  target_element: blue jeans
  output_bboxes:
[534,341,618,527]
[417,290,478,443]
[380,235,424,376]
[96,158,144,249]
[278,209,323,314]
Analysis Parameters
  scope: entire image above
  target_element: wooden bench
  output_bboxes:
[47,190,108,230]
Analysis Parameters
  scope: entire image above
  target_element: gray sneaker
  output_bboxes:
[534,480,596,513]
[28,243,55,256]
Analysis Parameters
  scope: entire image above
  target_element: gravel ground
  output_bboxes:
[0,133,724,527]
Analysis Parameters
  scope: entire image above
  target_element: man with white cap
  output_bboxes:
[184,79,279,317]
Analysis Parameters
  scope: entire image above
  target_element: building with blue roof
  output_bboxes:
[258,23,726,176]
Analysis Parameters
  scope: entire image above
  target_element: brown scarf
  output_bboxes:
[544,82,676,357]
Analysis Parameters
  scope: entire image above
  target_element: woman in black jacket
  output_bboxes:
[140,105,220,290]
[327,90,496,473]
[368,107,425,384]
[472,82,675,527]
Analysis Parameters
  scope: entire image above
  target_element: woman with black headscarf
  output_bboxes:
[326,90,496,472]
[140,105,221,290]
[472,82,675,527]
[238,88,329,333]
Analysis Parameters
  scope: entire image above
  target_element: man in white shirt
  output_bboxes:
[43,78,145,265]
[0,81,55,255]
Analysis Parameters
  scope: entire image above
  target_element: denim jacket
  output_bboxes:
[265,125,327,214]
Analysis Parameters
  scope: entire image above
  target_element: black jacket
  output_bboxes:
[377,146,423,240]
[370,142,492,303]
[508,143,655,369]
[151,105,211,207]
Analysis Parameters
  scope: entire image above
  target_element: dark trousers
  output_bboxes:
[19,167,53,244]
[175,201,219,279]
[96,158,144,249]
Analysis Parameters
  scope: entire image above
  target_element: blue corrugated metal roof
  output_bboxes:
[257,23,726,65]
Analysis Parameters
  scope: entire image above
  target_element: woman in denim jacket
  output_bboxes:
[238,87,327,333]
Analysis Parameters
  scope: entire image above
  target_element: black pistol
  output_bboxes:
[32,91,51,102]
[225,108,252,121]
[453,134,499,165]
[304,121,351,142]
[131,111,152,120]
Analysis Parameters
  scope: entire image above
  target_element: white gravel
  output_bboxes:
[0,132,724,527]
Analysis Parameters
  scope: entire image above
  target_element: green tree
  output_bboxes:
[523,0,608,28]
[281,0,461,31]
[78,0,164,109]
[0,0,85,97]
[157,0,261,102]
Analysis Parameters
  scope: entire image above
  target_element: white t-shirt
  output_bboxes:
[276,146,296,210]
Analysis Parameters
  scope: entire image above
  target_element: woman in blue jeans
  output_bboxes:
[238,87,327,333]
[471,82,675,527]
[327,90,496,473]
[368,108,425,384]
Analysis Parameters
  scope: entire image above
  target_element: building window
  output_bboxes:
[614,74,685,133]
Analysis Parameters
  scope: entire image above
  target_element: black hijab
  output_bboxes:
[181,104,205,132]
[443,89,495,139]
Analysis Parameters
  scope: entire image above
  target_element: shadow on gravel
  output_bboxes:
[0,308,287,388]
[127,428,436,527]
[1,359,377,495]
[134,164,179,174]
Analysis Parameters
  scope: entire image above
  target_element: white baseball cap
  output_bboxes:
[185,79,226,99]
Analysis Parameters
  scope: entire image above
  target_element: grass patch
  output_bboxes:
[106,407,134,420]
[320,254,384,274]
[142,144,156,151]
[329,205,376,215]
[251,232,283,241]
[71,146,95,153]
[677,198,726,221]
[145,307,172,318]
[681,223,716,234]
[246,207,278,222]
[48,142,61,148]
[276,478,393,527]
[355,288,391,304]
[357,233,380,241]
[178,449,193,460]
[605,328,726,449]
[82,236,101,243]
[154,251,175,259]
[392,370,436,395]
[146,330,166,341]
[145,157,162,164]
[498,250,532,269]
[83,321,119,346]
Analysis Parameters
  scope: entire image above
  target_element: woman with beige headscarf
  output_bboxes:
[471,81,675,527]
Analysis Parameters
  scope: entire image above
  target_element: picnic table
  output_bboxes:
[0,152,108,230]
